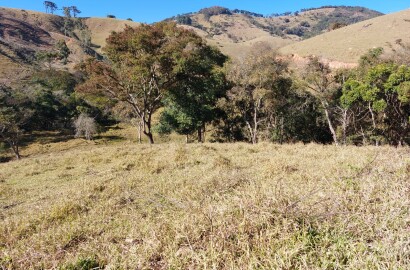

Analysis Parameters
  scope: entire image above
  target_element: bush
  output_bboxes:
[300,21,311,27]
[74,114,97,140]
[176,15,192,25]
[199,6,231,20]
[106,14,116,19]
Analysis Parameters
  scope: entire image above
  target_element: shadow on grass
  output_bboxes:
[0,155,13,163]
[94,135,124,142]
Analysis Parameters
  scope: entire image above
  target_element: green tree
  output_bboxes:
[0,85,33,159]
[302,57,340,145]
[77,22,220,144]
[55,40,71,64]
[43,1,57,14]
[223,44,289,144]
[156,41,228,142]
[70,6,81,18]
[341,63,410,145]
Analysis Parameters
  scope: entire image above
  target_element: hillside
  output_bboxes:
[170,6,382,57]
[279,9,410,64]
[0,7,139,85]
[1,131,409,268]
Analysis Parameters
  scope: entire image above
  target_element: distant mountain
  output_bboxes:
[167,6,383,57]
[0,5,392,85]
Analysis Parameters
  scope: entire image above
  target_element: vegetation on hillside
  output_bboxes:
[169,5,382,40]
[0,4,409,270]
[1,18,410,160]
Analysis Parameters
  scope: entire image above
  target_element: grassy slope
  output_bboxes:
[279,9,410,63]
[1,128,409,269]
[0,8,141,84]
[85,18,140,53]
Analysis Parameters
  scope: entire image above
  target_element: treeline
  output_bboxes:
[1,22,409,160]
[299,5,379,13]
[74,22,409,146]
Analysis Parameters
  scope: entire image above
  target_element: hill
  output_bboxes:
[0,7,139,85]
[279,9,410,64]
[0,130,409,268]
[169,6,382,57]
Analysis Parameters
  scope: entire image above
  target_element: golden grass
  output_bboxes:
[1,129,409,268]
[279,9,410,63]
[85,18,140,53]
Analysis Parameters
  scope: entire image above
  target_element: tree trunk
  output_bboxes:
[186,134,189,144]
[142,113,154,144]
[9,141,21,160]
[197,127,203,143]
[138,119,142,144]
[341,109,348,145]
[144,131,154,144]
[323,104,339,145]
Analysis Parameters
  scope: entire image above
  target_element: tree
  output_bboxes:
[55,40,71,64]
[224,44,289,144]
[63,6,72,18]
[44,1,57,14]
[76,22,218,144]
[302,57,340,145]
[35,40,71,68]
[156,41,228,142]
[341,63,410,146]
[70,6,81,18]
[62,7,73,36]
[0,85,33,160]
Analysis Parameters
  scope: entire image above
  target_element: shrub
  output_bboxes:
[106,14,116,19]
[300,21,311,27]
[74,114,97,140]
[175,15,192,25]
[199,6,231,20]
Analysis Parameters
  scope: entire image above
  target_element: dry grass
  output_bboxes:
[0,129,409,269]
[84,18,140,53]
[279,9,410,63]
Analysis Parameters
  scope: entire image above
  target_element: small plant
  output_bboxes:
[74,113,97,140]
[62,257,102,270]
[106,14,116,19]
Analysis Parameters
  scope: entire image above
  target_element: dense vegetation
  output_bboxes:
[1,20,409,160]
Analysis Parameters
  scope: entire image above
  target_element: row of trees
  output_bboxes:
[44,1,81,17]
[1,22,409,160]
[74,21,409,146]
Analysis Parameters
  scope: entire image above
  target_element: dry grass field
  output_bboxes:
[1,126,409,269]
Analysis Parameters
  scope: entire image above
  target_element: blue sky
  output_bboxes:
[1,1,409,23]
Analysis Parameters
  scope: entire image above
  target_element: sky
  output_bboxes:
[0,1,409,23]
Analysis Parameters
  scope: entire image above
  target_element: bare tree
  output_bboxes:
[74,114,97,140]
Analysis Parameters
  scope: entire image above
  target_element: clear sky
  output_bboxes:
[1,1,409,23]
